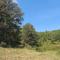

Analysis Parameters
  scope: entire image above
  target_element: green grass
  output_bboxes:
[36,41,60,52]
[0,47,60,60]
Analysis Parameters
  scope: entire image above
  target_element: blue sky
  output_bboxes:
[17,0,60,32]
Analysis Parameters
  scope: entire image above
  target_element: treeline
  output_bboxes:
[0,0,60,48]
[21,23,60,48]
[37,30,60,46]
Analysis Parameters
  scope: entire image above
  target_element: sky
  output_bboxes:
[15,0,60,32]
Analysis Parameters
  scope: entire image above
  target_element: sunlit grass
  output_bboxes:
[0,47,60,60]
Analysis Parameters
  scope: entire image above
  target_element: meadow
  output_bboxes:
[0,47,60,60]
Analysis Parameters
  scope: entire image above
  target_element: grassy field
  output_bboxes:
[0,48,60,60]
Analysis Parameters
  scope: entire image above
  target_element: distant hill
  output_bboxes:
[37,29,60,41]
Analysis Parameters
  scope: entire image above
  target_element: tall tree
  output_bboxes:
[0,0,23,47]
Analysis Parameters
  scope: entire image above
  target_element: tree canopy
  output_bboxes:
[0,0,23,47]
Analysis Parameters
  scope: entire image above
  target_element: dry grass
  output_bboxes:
[0,48,60,60]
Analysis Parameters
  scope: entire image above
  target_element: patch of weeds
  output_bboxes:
[56,50,60,55]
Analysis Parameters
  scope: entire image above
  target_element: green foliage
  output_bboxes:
[36,30,60,51]
[21,23,38,48]
[0,0,23,47]
[0,0,60,50]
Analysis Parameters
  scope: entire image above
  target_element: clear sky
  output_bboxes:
[17,0,60,32]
